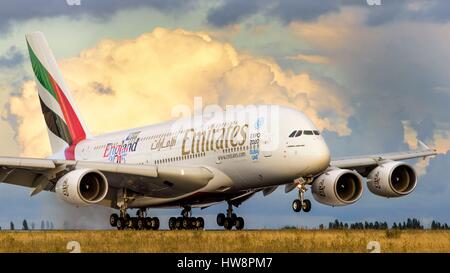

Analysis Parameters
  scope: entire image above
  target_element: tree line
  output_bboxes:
[321,218,450,230]
[0,220,55,230]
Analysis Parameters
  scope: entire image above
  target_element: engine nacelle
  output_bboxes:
[55,169,108,206]
[311,168,363,206]
[367,161,417,197]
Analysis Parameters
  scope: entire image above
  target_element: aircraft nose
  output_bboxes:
[309,140,331,173]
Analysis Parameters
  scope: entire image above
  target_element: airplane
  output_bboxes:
[0,32,437,230]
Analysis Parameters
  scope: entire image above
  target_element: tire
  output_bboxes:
[169,217,176,230]
[189,217,197,229]
[117,217,125,230]
[217,213,225,226]
[235,217,244,230]
[176,217,183,230]
[196,217,205,230]
[152,217,160,230]
[292,199,302,212]
[137,218,145,230]
[182,218,190,229]
[145,217,153,229]
[110,213,118,227]
[128,217,138,229]
[223,217,233,230]
[302,199,312,212]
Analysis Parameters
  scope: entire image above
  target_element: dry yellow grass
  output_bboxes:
[0,230,449,253]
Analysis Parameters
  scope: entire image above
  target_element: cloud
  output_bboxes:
[361,0,450,26]
[269,0,340,24]
[207,0,266,27]
[292,7,450,177]
[432,129,450,154]
[7,27,352,157]
[402,120,418,149]
[289,8,364,50]
[402,120,431,176]
[291,7,450,140]
[207,0,341,27]
[0,46,24,68]
[206,1,450,28]
[0,0,198,33]
[286,54,330,64]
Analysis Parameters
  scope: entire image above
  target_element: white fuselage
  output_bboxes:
[70,105,331,208]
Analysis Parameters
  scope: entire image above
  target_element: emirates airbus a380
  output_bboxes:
[0,32,436,230]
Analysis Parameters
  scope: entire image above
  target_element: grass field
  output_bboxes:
[0,229,449,253]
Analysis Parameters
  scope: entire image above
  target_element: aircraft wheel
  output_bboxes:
[182,218,190,229]
[302,199,312,212]
[217,213,225,226]
[110,213,118,227]
[116,217,125,230]
[128,217,138,230]
[292,199,302,212]
[168,217,176,230]
[235,217,244,230]
[151,217,159,230]
[176,217,183,230]
[196,217,205,230]
[137,218,145,230]
[188,217,196,229]
[144,217,151,230]
[223,217,233,230]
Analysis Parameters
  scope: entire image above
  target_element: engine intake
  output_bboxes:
[55,169,108,206]
[367,161,417,197]
[311,168,363,206]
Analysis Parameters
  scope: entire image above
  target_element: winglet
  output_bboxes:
[418,140,431,150]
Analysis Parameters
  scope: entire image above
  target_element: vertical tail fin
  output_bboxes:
[25,32,90,159]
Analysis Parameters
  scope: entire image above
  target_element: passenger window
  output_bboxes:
[313,130,320,135]
[289,130,297,137]
[304,130,313,135]
[295,130,302,137]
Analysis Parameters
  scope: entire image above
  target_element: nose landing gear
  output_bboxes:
[292,179,312,213]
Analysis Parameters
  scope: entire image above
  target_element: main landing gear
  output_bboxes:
[168,206,205,230]
[216,202,244,230]
[109,208,160,230]
[292,180,312,213]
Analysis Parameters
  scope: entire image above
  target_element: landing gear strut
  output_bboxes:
[110,189,160,230]
[217,202,244,230]
[168,206,205,230]
[292,179,312,213]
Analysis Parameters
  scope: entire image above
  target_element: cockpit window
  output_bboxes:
[295,130,302,137]
[304,130,313,135]
[313,130,320,135]
[289,130,297,137]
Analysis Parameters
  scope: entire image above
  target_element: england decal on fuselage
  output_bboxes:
[103,131,141,163]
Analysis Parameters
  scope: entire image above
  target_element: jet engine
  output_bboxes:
[311,168,363,206]
[55,169,108,206]
[367,161,417,197]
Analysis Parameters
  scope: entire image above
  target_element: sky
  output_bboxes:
[0,0,450,230]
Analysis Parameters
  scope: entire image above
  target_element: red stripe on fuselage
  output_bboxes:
[48,73,85,160]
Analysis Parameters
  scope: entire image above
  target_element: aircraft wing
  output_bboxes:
[0,157,214,198]
[330,141,437,175]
